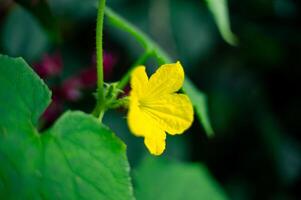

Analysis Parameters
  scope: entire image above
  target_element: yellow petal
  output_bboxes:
[127,93,151,137]
[139,93,194,135]
[147,61,184,97]
[130,66,148,97]
[144,127,166,156]
[127,98,166,155]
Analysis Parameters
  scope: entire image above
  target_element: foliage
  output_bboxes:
[134,157,228,200]
[1,0,300,199]
[0,55,134,199]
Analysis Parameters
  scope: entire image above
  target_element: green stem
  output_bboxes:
[105,7,171,63]
[105,7,172,90]
[96,0,106,120]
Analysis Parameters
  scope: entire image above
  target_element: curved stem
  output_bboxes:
[105,7,172,89]
[105,7,171,64]
[96,0,106,119]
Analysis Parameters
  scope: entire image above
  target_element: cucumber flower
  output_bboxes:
[127,62,194,155]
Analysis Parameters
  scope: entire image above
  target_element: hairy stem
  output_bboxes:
[95,0,106,120]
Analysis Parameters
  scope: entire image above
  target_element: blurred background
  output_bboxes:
[0,0,301,199]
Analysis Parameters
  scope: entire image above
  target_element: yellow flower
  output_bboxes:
[127,62,194,155]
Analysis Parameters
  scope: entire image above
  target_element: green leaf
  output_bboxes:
[14,0,61,43]
[134,157,229,200]
[1,5,49,62]
[0,55,134,199]
[184,78,214,137]
[205,0,238,45]
[48,0,98,20]
[170,0,216,65]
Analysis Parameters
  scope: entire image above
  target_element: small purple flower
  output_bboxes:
[33,53,62,78]
[79,67,97,88]
[61,77,83,101]
[39,50,118,127]
[103,51,117,80]
[92,51,117,80]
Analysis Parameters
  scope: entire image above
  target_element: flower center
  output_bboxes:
[137,96,153,109]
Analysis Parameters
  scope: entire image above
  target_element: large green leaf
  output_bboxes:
[184,78,214,137]
[134,157,228,200]
[205,0,238,45]
[0,55,134,199]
